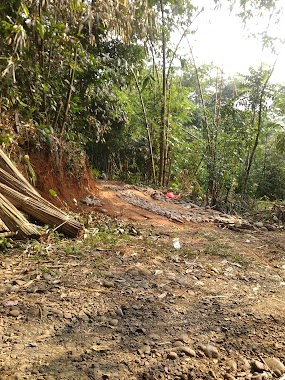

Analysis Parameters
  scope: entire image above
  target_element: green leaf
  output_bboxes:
[37,22,45,38]
[141,74,155,93]
[21,3,29,18]
[49,189,57,197]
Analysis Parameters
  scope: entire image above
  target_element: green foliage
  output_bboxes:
[63,245,82,256]
[1,0,285,212]
[0,0,148,148]
[84,225,130,247]
[49,189,57,197]
[252,136,285,200]
[91,168,100,179]
[0,237,13,252]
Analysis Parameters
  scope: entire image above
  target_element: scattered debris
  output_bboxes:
[81,194,102,207]
[165,191,181,199]
[172,237,181,249]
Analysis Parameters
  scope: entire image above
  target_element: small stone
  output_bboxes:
[165,272,176,280]
[208,369,216,378]
[3,299,18,307]
[78,311,89,321]
[173,341,184,347]
[135,327,146,334]
[167,352,178,360]
[263,357,285,375]
[9,308,20,317]
[148,333,160,341]
[138,268,152,276]
[227,359,238,372]
[254,222,264,228]
[262,374,270,380]
[251,375,263,380]
[109,319,119,327]
[42,272,52,281]
[6,285,16,293]
[177,278,187,286]
[251,360,266,373]
[175,333,189,343]
[177,346,196,357]
[224,374,236,380]
[41,307,49,317]
[200,344,219,358]
[50,308,63,317]
[102,280,114,288]
[64,312,73,319]
[13,373,24,380]
[28,306,40,317]
[0,286,6,294]
[97,315,107,322]
[138,345,151,355]
[241,358,251,371]
[116,307,124,317]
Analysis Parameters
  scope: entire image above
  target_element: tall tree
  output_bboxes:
[237,65,276,198]
[147,0,200,185]
[0,0,149,135]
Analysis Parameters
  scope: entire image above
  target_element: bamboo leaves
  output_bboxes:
[0,0,150,146]
[1,56,16,82]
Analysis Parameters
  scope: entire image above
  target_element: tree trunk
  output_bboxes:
[159,0,167,186]
[241,63,276,199]
[59,48,78,136]
[132,69,156,184]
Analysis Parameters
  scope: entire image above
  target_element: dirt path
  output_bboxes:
[92,181,244,226]
[92,181,178,225]
[0,181,285,380]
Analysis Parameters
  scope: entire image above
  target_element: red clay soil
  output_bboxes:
[29,150,98,210]
[28,150,176,225]
[92,181,179,226]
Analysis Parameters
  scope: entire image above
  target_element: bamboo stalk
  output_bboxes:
[0,168,36,205]
[0,148,82,238]
[0,168,65,214]
[0,148,40,197]
[0,232,17,238]
[0,193,40,239]
[0,183,82,238]
[0,217,9,231]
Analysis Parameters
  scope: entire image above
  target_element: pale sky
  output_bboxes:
[185,1,285,83]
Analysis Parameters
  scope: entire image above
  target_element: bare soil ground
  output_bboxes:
[0,180,285,380]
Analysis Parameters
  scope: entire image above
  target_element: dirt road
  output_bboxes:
[0,181,284,379]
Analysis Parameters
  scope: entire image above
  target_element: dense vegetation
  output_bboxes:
[1,0,285,211]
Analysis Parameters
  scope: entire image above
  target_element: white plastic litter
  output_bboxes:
[173,238,181,249]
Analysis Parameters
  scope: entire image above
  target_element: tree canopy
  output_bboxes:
[1,0,285,211]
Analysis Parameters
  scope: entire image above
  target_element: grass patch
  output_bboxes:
[203,241,244,263]
[196,231,219,242]
[63,245,82,256]
[0,237,13,252]
[84,228,130,247]
[180,248,202,258]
